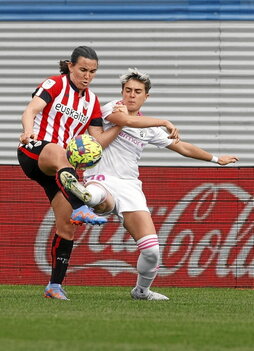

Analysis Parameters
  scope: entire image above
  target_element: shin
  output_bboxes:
[136,234,160,293]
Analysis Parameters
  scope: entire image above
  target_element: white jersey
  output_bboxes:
[85,99,173,180]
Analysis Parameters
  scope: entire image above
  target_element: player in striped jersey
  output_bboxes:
[17,46,121,300]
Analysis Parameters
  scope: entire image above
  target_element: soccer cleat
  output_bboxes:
[60,171,92,203]
[70,205,107,226]
[44,283,69,300]
[131,287,169,301]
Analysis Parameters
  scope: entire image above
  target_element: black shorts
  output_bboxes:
[17,140,59,202]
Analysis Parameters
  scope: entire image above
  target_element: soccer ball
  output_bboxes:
[66,134,102,170]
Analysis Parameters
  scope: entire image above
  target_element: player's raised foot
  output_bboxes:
[131,287,169,301]
[59,171,92,203]
[44,283,69,300]
[70,205,107,226]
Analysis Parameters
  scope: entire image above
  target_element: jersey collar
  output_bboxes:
[67,74,86,96]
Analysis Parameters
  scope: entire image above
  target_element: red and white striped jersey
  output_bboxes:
[33,74,102,148]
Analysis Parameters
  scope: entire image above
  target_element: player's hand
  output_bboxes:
[165,122,180,143]
[19,132,38,144]
[113,103,128,114]
[218,155,239,165]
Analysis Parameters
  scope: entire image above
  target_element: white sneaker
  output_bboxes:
[131,287,169,300]
[60,171,92,203]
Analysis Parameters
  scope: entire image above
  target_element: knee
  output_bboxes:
[141,245,160,264]
[137,245,160,276]
[93,193,115,214]
[39,144,69,173]
[137,235,160,264]
[86,182,115,214]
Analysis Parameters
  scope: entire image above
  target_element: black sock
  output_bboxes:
[56,167,84,209]
[50,234,74,284]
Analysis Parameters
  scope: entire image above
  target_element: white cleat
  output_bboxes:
[131,287,169,301]
[60,171,92,203]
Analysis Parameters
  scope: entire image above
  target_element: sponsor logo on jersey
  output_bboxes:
[55,103,89,124]
[119,130,145,147]
[42,79,56,89]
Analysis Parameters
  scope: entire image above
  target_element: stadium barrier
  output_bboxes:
[0,165,253,288]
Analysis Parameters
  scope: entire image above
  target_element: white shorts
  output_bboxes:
[84,174,149,222]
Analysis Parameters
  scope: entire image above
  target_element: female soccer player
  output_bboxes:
[81,68,239,300]
[17,46,123,300]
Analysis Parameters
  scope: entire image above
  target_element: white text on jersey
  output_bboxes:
[55,103,89,125]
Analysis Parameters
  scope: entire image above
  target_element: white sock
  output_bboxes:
[136,234,160,293]
[85,183,107,207]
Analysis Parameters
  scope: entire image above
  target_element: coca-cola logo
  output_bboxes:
[159,183,254,278]
[34,182,254,281]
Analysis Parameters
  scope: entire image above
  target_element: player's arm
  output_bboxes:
[88,125,122,149]
[107,105,179,142]
[19,96,47,144]
[167,140,239,165]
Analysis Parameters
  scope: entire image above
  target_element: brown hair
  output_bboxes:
[59,46,99,74]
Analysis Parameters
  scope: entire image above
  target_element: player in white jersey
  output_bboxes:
[17,46,123,300]
[82,68,239,300]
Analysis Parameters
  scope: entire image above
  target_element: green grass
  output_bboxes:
[0,285,254,351]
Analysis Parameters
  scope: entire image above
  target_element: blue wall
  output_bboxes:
[1,0,254,21]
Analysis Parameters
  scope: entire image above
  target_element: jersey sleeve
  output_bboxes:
[89,96,103,126]
[149,127,173,148]
[33,75,63,103]
[90,96,102,119]
[101,100,120,125]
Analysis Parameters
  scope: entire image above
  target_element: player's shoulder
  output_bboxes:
[101,99,120,118]
[102,99,120,110]
[40,74,65,90]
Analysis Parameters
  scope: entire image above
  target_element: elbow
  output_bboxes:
[94,137,106,149]
[96,136,109,149]
[100,142,107,150]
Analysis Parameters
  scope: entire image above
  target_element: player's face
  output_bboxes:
[68,57,98,92]
[121,79,149,114]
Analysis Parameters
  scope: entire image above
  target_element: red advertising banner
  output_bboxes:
[0,165,254,287]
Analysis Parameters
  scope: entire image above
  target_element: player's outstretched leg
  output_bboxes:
[70,205,107,226]
[44,283,69,300]
[56,168,107,225]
